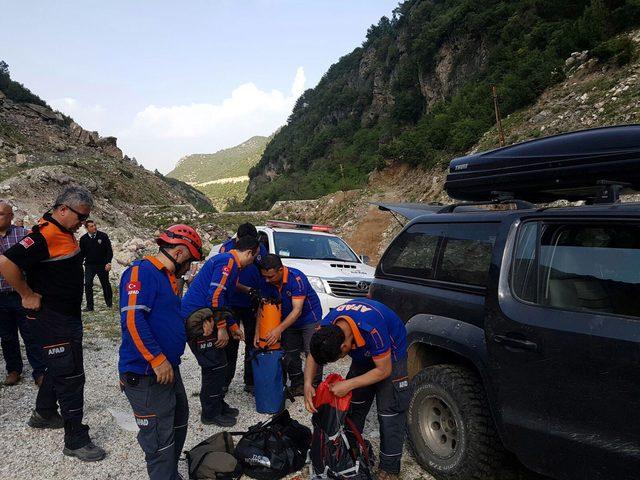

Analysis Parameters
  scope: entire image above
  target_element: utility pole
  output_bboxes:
[492,85,506,147]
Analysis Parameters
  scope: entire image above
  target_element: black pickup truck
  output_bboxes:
[369,126,640,480]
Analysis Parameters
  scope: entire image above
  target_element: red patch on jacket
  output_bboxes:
[19,237,34,249]
[126,281,141,295]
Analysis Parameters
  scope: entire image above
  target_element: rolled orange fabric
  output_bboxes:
[257,298,282,350]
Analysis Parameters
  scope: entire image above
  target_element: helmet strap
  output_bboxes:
[160,246,184,274]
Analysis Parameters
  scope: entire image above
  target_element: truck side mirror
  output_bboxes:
[360,254,371,265]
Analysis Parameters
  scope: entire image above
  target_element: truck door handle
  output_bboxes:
[493,334,538,351]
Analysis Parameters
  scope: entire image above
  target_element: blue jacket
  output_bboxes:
[118,256,186,375]
[260,266,322,328]
[181,250,242,330]
[321,298,407,364]
[219,239,267,308]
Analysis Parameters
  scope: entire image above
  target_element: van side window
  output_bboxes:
[380,224,440,280]
[436,223,497,286]
[512,223,640,317]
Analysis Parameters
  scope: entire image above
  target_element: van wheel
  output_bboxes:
[407,364,506,480]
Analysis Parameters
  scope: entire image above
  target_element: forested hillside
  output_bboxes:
[168,135,269,184]
[244,0,640,210]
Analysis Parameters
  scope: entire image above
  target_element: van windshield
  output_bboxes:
[273,232,360,262]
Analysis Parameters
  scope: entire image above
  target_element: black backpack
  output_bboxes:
[309,374,376,480]
[310,415,376,480]
[233,409,312,480]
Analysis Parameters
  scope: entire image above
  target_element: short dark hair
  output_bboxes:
[310,325,345,365]
[259,253,283,271]
[235,235,259,252]
[54,186,94,209]
[85,219,95,226]
[237,222,258,239]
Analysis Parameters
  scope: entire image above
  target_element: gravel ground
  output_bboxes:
[0,308,430,480]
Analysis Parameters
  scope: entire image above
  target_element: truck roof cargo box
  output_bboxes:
[444,125,640,203]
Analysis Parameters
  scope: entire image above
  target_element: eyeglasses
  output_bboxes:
[59,204,90,222]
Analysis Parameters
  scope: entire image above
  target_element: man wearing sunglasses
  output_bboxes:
[0,186,106,462]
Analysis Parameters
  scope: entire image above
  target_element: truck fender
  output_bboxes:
[405,314,489,380]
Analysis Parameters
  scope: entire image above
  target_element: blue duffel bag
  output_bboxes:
[251,349,286,414]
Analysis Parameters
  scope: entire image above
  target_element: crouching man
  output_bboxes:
[303,298,409,480]
[118,225,203,480]
[181,235,259,427]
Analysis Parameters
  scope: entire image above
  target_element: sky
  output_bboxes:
[0,1,399,173]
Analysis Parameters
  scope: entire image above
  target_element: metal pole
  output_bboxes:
[492,85,506,147]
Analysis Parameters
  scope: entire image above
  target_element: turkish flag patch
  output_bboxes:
[222,266,231,276]
[126,281,141,294]
[19,237,34,249]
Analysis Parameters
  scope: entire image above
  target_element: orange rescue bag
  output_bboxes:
[257,298,282,350]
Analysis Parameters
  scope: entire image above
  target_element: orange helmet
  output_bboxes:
[156,224,203,260]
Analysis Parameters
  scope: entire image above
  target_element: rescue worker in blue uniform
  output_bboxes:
[258,254,322,396]
[304,298,409,480]
[182,235,260,427]
[218,223,267,393]
[118,224,203,480]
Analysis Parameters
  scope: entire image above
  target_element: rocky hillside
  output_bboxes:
[266,29,640,264]
[0,68,215,276]
[244,0,640,210]
[168,135,270,211]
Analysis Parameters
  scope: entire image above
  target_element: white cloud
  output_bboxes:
[119,67,306,173]
[49,97,106,128]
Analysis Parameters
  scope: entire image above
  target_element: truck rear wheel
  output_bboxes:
[407,364,506,480]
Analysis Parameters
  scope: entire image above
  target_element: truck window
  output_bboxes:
[380,224,440,280]
[511,222,538,303]
[435,223,497,286]
[512,222,640,317]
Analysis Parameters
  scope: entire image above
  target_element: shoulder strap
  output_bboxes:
[189,449,211,477]
[344,417,371,466]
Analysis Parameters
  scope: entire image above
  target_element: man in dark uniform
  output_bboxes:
[79,219,113,311]
[0,187,106,462]
[218,222,266,393]
[304,298,409,480]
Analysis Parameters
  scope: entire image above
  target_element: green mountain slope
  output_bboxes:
[244,0,640,210]
[168,135,270,184]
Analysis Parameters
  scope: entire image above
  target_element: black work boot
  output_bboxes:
[28,410,64,429]
[222,401,239,417]
[201,413,237,427]
[63,442,106,462]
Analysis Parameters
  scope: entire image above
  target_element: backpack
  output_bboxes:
[233,409,312,480]
[185,431,243,480]
[310,374,376,480]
